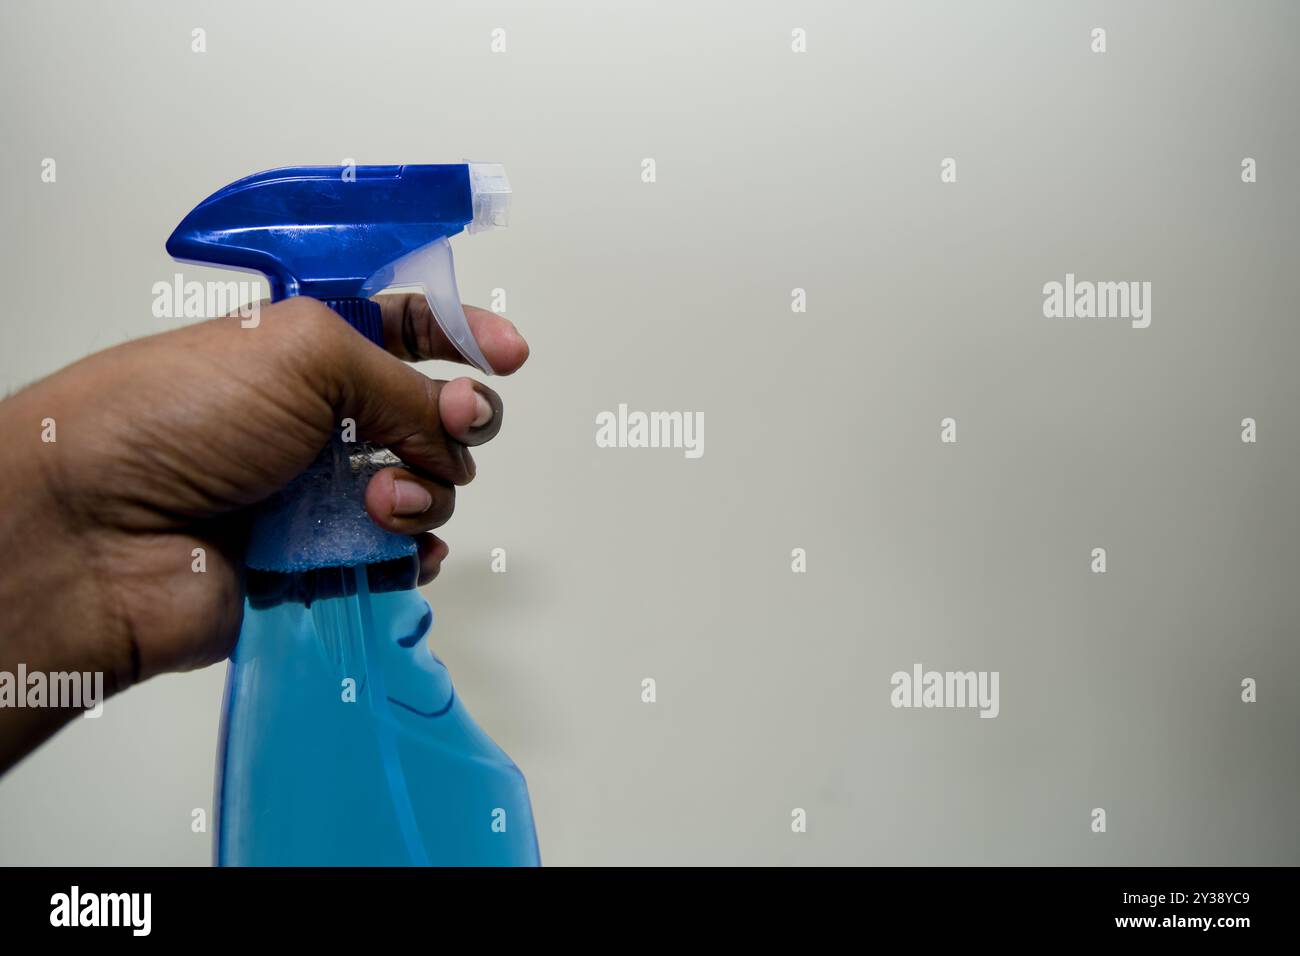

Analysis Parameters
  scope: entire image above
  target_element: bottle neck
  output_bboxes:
[244,435,417,581]
[318,296,384,346]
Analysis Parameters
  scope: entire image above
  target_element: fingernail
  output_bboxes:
[471,392,493,428]
[392,479,432,516]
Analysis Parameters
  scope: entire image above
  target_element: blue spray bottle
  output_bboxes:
[167,164,540,866]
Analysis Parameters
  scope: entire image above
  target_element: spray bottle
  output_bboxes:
[167,164,539,866]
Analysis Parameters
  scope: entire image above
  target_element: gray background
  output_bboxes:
[1,0,1297,865]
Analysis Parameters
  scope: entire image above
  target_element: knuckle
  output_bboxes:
[267,298,351,395]
[428,484,456,527]
[403,294,438,360]
[270,297,342,355]
[280,294,336,326]
[453,447,475,485]
[419,373,442,417]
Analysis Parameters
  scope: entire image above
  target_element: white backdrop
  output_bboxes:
[1,0,1297,865]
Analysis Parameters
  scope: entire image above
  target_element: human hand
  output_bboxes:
[0,294,528,768]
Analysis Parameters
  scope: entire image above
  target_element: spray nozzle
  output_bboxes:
[166,163,510,374]
[468,162,511,233]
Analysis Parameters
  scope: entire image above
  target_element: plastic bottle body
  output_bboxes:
[215,556,539,866]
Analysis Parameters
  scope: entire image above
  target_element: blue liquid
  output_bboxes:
[216,560,540,866]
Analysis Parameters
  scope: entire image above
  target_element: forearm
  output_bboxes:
[0,386,132,771]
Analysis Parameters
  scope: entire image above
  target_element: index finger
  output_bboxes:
[375,293,530,375]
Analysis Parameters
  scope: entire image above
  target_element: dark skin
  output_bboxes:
[0,294,529,771]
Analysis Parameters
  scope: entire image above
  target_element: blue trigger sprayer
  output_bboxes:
[167,164,540,866]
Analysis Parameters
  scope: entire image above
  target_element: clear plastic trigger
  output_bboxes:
[368,238,494,375]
